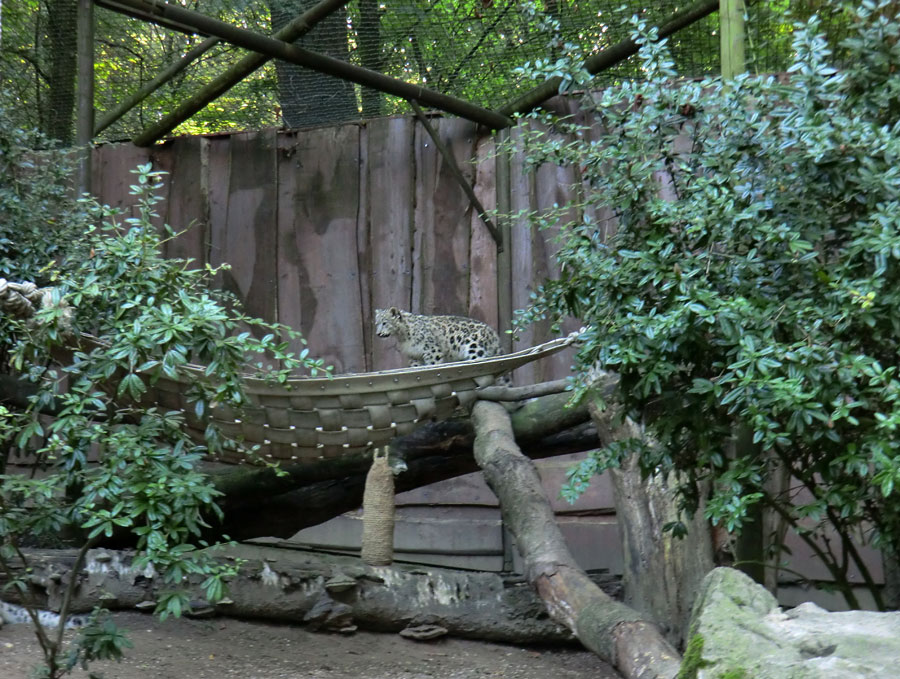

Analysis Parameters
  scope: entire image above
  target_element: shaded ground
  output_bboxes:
[1,611,622,679]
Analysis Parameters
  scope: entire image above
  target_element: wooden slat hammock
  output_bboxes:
[1,279,575,464]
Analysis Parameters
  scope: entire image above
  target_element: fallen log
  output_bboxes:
[470,400,682,679]
[1,546,618,645]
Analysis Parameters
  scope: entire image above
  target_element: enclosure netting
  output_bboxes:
[0,0,855,142]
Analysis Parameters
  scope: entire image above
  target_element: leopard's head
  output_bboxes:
[374,306,405,337]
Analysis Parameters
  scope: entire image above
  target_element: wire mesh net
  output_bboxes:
[0,0,859,142]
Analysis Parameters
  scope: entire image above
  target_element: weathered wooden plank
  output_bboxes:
[530,143,581,383]
[508,125,540,384]
[277,124,365,373]
[148,141,176,235]
[366,116,416,370]
[468,136,499,330]
[206,135,233,270]
[91,142,152,217]
[209,130,278,328]
[356,122,372,370]
[162,135,209,266]
[412,116,477,316]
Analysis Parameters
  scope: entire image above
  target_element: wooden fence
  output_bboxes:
[92,114,580,384]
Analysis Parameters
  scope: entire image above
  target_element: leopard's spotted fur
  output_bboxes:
[374,307,502,367]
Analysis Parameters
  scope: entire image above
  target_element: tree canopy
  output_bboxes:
[513,0,900,609]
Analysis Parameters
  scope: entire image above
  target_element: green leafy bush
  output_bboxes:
[513,1,900,608]
[0,110,328,677]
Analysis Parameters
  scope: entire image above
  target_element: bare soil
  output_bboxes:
[0,611,622,679]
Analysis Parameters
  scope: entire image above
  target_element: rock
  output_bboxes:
[683,567,900,679]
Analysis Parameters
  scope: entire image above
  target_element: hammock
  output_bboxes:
[0,279,575,463]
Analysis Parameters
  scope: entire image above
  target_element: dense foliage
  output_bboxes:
[513,1,900,608]
[0,110,327,677]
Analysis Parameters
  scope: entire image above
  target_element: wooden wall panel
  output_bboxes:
[276,125,365,374]
[412,117,477,317]
[147,142,175,236]
[91,142,152,218]
[162,136,209,266]
[210,130,278,327]
[468,137,500,331]
[366,116,415,371]
[508,126,541,384]
[206,135,233,268]
[355,123,372,370]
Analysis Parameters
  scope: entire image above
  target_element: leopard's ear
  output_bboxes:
[390,306,402,317]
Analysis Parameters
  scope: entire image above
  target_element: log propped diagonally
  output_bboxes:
[471,399,682,679]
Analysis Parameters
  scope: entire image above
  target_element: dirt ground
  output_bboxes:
[0,611,622,679]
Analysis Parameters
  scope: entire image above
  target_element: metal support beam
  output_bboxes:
[100,0,512,145]
[76,0,94,194]
[496,0,721,120]
[409,101,503,251]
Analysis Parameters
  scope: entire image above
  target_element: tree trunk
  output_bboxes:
[471,400,682,679]
[589,401,715,647]
[4,546,620,645]
[268,0,357,127]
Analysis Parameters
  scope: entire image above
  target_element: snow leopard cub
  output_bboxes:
[374,307,502,366]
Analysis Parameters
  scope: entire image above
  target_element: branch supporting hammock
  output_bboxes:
[1,278,576,464]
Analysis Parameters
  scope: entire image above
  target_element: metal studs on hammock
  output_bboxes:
[361,447,395,566]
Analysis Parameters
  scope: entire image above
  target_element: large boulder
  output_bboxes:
[680,567,900,679]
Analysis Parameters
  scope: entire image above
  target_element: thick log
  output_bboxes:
[2,546,619,644]
[471,400,682,679]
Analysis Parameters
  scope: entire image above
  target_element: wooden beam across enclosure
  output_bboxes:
[102,0,353,147]
[98,0,514,143]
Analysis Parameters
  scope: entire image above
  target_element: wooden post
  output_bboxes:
[75,0,94,195]
[719,0,746,80]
